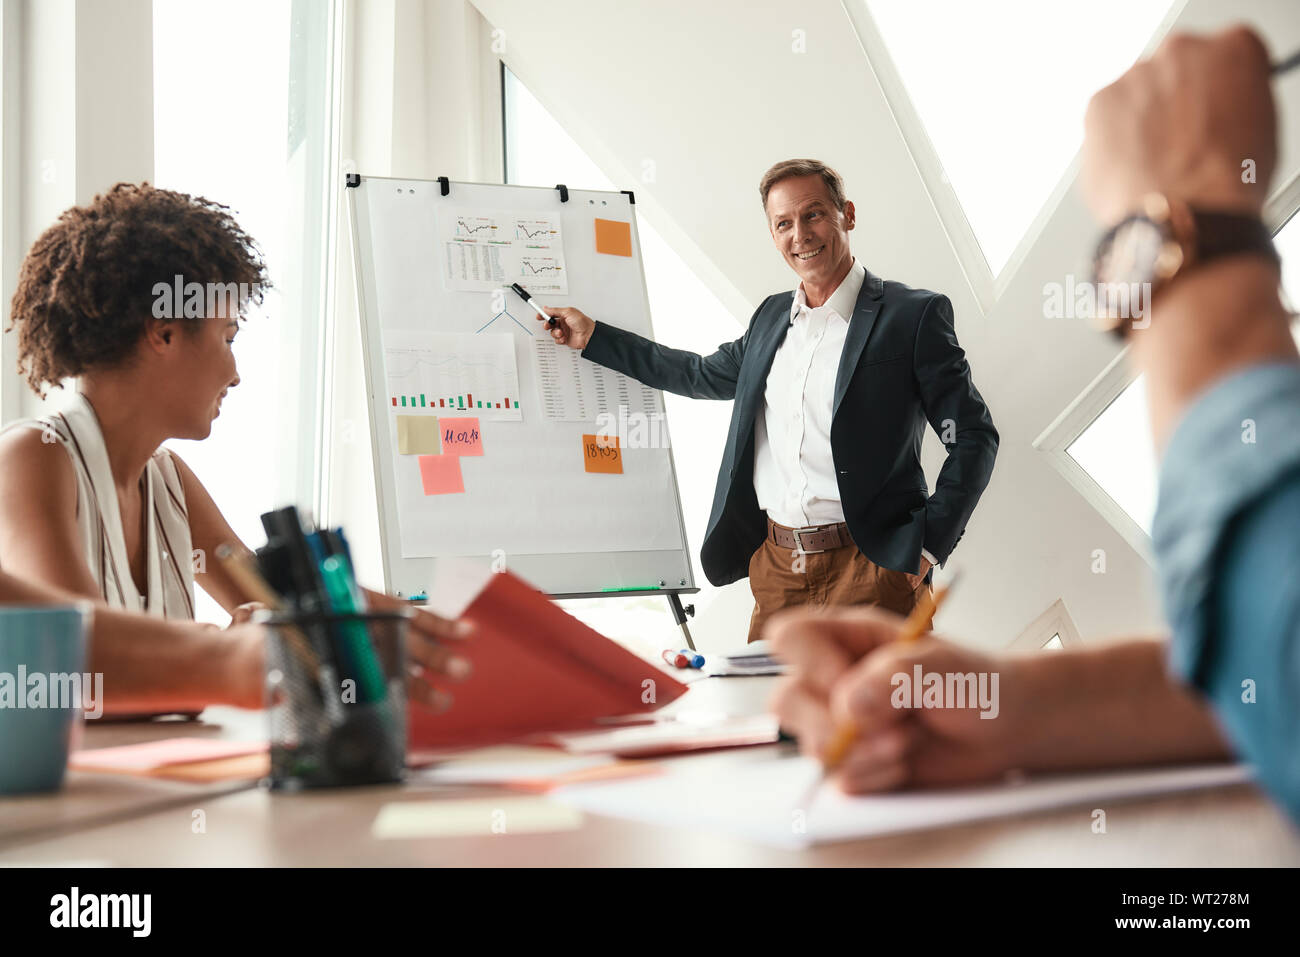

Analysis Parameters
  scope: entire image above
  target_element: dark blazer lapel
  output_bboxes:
[833,268,885,419]
[734,294,794,446]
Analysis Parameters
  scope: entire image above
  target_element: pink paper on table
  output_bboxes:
[439,417,483,456]
[70,738,267,772]
[418,454,465,494]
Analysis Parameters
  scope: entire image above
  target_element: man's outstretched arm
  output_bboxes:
[540,300,774,401]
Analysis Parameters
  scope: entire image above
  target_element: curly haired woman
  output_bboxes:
[0,183,468,715]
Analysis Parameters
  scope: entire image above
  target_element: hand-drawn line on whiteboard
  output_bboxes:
[474,307,535,336]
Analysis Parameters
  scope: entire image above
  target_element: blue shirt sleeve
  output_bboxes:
[1152,362,1300,823]
[1204,471,1300,822]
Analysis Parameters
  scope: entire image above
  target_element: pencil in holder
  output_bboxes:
[261,610,409,790]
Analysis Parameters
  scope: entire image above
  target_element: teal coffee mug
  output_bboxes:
[0,605,92,795]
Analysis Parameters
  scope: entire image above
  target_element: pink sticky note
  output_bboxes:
[70,738,267,772]
[419,454,465,495]
[440,417,483,456]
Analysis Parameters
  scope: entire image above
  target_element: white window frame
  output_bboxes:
[0,1,17,425]
[1033,349,1153,563]
[310,0,348,521]
[1009,597,1083,651]
[841,0,1185,313]
[1033,175,1300,564]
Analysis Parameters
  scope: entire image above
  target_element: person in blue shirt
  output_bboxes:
[769,25,1300,824]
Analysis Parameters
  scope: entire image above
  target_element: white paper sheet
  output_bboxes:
[383,331,523,422]
[411,746,615,785]
[440,208,568,294]
[550,714,780,757]
[532,337,662,424]
[554,754,1252,849]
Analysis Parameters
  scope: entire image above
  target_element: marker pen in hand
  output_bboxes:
[508,283,557,327]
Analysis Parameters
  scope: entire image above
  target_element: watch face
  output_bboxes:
[1092,214,1174,331]
[1096,215,1165,287]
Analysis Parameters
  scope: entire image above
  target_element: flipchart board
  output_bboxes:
[347,175,698,601]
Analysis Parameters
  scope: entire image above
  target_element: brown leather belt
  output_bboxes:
[767,517,852,554]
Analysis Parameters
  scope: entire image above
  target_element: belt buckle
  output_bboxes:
[791,525,825,554]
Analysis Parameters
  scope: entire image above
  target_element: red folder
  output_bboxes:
[408,571,689,750]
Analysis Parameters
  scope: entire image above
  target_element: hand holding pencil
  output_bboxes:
[768,575,1027,794]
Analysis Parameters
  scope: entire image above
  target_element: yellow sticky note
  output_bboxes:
[371,797,583,839]
[594,218,633,257]
[582,434,623,474]
[397,415,441,455]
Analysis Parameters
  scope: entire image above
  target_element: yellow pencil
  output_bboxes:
[820,571,961,772]
[216,544,319,675]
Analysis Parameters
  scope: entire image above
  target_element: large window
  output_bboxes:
[1066,374,1158,534]
[503,66,741,652]
[154,0,337,621]
[859,0,1175,278]
[1054,212,1300,541]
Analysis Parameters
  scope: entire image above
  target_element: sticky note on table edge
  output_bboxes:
[418,454,465,494]
[439,416,483,456]
[397,414,441,455]
[371,796,583,839]
[594,218,633,257]
[70,738,268,773]
[148,751,271,783]
[582,433,623,474]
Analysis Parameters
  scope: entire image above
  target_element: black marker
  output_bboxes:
[1274,49,1300,77]
[507,282,557,327]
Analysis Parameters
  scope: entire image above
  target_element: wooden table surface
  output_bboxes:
[3,676,1297,866]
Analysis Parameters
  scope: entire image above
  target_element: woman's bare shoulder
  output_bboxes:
[0,423,77,504]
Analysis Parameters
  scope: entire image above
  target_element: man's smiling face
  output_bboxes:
[766,174,856,292]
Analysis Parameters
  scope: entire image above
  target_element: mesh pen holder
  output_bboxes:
[262,610,409,790]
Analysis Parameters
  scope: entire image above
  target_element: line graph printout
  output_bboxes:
[439,208,568,295]
[531,337,662,423]
[384,331,523,421]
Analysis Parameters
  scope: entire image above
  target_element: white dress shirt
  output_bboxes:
[753,258,936,566]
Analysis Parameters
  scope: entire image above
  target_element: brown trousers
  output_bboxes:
[747,535,933,643]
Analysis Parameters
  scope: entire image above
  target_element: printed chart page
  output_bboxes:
[439,208,568,295]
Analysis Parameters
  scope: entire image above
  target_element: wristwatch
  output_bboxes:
[1090,193,1279,337]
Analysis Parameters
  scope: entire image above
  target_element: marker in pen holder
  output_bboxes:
[261,609,409,790]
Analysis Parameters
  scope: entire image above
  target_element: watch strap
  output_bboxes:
[1192,209,1280,268]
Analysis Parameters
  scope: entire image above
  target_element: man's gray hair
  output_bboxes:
[759,159,847,212]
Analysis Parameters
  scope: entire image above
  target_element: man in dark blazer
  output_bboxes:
[543,159,998,641]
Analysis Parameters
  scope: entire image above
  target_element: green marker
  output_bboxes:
[320,555,387,704]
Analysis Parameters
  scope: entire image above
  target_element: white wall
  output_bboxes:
[1,0,153,423]
[458,0,1300,648]
[326,0,504,586]
[12,0,1288,650]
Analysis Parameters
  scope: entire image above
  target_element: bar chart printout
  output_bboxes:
[384,331,523,422]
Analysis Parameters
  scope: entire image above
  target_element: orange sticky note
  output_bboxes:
[582,434,623,474]
[419,454,465,494]
[594,218,633,257]
[440,417,483,456]
[70,738,267,773]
